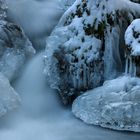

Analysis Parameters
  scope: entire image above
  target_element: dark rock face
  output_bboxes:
[0,0,35,80]
[44,0,140,104]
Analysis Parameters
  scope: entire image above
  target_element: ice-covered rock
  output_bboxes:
[125,19,140,56]
[125,19,140,77]
[0,0,7,20]
[0,0,33,117]
[44,0,140,104]
[72,76,140,132]
[0,72,20,117]
[0,0,35,80]
[0,20,35,80]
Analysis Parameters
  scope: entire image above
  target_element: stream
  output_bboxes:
[0,52,139,140]
[0,0,139,139]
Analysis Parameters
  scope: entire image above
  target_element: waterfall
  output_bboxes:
[104,26,123,80]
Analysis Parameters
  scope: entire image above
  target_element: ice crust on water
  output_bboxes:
[72,76,140,132]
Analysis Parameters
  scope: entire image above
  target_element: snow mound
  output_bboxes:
[0,72,20,117]
[72,76,140,132]
[125,19,140,56]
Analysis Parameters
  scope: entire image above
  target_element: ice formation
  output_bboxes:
[0,72,20,117]
[44,0,140,104]
[72,76,140,132]
[0,0,35,80]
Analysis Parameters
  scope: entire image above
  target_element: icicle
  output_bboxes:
[73,68,77,89]
[87,67,90,88]
[125,57,128,75]
[133,62,136,77]
[129,57,132,75]
[127,56,137,76]
[76,67,78,89]
[83,63,87,89]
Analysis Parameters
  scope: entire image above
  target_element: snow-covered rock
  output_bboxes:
[125,19,140,56]
[72,76,140,132]
[0,72,20,117]
[0,0,35,80]
[44,0,140,104]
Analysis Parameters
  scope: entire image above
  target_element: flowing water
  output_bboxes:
[0,52,139,140]
[6,0,64,50]
[0,0,139,139]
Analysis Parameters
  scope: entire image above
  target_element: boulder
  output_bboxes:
[44,0,140,104]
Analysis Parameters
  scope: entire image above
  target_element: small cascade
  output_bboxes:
[104,26,123,80]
